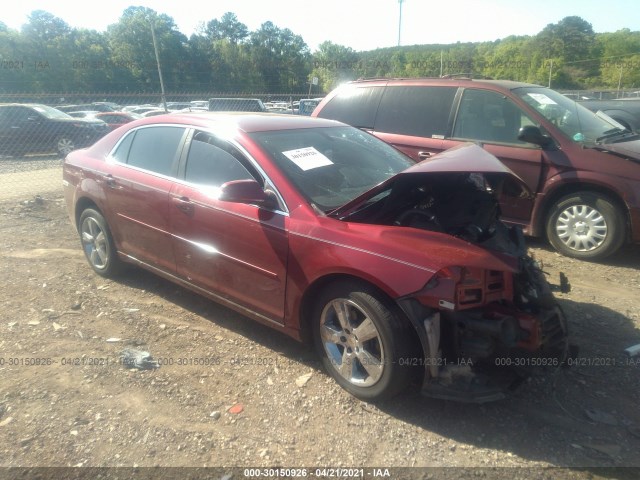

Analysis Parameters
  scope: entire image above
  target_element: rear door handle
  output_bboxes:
[418,151,434,160]
[171,195,194,214]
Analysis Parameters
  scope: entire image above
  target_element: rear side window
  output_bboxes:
[374,86,457,137]
[124,126,186,176]
[315,86,384,129]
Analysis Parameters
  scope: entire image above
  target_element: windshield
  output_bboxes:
[32,104,73,120]
[249,126,414,211]
[515,87,625,144]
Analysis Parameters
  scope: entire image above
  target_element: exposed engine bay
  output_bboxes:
[342,171,527,256]
[341,171,571,402]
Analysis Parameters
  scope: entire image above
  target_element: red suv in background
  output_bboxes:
[313,78,640,260]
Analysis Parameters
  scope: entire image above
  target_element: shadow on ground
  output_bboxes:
[114,264,640,475]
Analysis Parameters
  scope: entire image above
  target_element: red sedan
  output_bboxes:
[93,112,142,131]
[63,113,569,402]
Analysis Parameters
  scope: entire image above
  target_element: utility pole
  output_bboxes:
[548,59,553,88]
[150,16,167,112]
[617,64,623,98]
[398,0,404,47]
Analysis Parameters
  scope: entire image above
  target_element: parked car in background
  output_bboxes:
[578,98,640,133]
[93,112,142,131]
[163,102,193,111]
[67,110,102,119]
[265,102,295,114]
[141,109,172,117]
[190,100,209,109]
[125,106,160,115]
[0,103,109,157]
[314,78,640,260]
[208,98,266,112]
[297,98,323,116]
[57,103,118,113]
[63,112,569,402]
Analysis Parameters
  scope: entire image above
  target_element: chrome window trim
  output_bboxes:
[107,123,290,216]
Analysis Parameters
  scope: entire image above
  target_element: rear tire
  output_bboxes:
[546,192,625,260]
[312,280,418,401]
[79,209,123,277]
[56,136,75,157]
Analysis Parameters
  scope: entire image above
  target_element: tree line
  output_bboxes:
[0,9,638,95]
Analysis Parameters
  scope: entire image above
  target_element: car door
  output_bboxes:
[169,130,289,323]
[442,88,545,225]
[104,125,187,273]
[0,106,43,155]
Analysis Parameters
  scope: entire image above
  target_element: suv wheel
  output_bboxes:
[546,192,625,260]
[56,136,75,156]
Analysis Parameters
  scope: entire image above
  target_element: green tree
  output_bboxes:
[310,41,359,92]
[532,16,599,87]
[249,21,310,91]
[598,29,640,89]
[20,11,75,91]
[205,12,249,44]
[107,7,188,91]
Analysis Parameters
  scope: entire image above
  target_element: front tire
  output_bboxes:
[312,280,417,401]
[79,209,123,277]
[546,192,625,260]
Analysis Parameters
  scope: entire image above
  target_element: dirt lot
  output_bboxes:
[0,190,639,478]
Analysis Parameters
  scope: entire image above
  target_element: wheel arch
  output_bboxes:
[533,180,631,243]
[74,197,102,230]
[297,273,424,360]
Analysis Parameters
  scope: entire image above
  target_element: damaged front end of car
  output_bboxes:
[398,255,569,403]
[335,144,571,402]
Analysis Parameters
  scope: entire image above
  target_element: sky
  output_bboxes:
[3,0,639,52]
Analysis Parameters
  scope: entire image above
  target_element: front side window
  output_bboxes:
[453,89,534,145]
[184,131,254,187]
[122,126,185,176]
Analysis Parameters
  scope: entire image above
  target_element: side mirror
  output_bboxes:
[218,179,278,209]
[517,125,554,148]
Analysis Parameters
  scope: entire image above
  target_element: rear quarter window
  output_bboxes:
[118,126,186,176]
[374,86,457,137]
[315,86,384,129]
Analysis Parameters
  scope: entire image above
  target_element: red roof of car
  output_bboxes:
[131,112,344,133]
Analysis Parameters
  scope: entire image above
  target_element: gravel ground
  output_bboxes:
[0,155,63,174]
[0,194,639,480]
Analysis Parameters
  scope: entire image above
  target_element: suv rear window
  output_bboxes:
[375,86,457,137]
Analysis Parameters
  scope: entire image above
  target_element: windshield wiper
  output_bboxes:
[595,128,635,143]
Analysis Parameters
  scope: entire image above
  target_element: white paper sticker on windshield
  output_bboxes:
[282,147,333,171]
[527,93,557,105]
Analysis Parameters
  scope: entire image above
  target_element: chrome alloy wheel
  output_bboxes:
[57,137,75,156]
[555,204,607,252]
[319,298,385,387]
[81,216,109,269]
